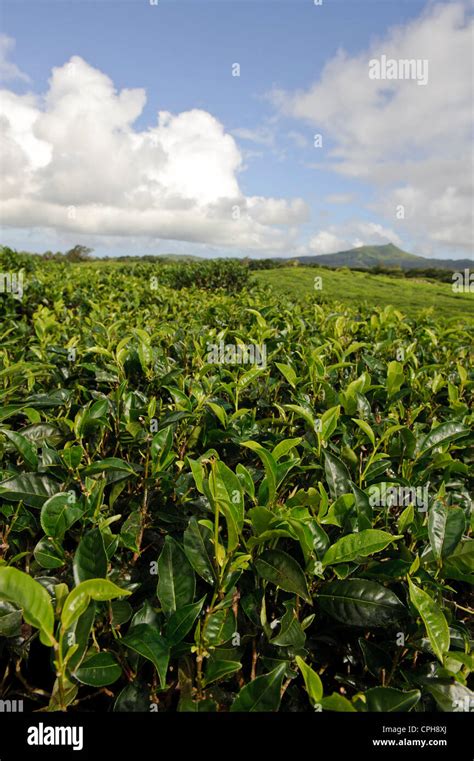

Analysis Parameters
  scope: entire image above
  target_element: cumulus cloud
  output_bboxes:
[273,1,473,255]
[0,55,308,251]
[308,221,403,255]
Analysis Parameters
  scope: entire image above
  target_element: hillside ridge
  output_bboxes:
[289,243,472,271]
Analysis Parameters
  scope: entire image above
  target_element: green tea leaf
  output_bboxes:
[63,603,96,671]
[386,361,404,396]
[320,693,356,712]
[121,624,169,689]
[202,607,235,646]
[183,517,215,585]
[428,502,465,562]
[157,536,195,615]
[295,656,323,706]
[427,682,474,712]
[323,529,401,566]
[271,437,302,462]
[418,422,470,456]
[275,362,297,389]
[1,428,38,469]
[255,549,311,603]
[359,687,421,712]
[34,538,65,569]
[165,597,205,645]
[408,578,449,663]
[397,504,415,534]
[320,406,341,443]
[323,451,352,499]
[73,528,108,584]
[0,473,58,508]
[0,601,22,638]
[61,579,130,631]
[230,664,286,712]
[242,441,277,505]
[319,579,405,627]
[40,492,82,539]
[0,567,55,646]
[75,652,122,687]
[203,656,241,686]
[352,418,375,447]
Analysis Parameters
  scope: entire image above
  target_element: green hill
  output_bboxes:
[255,265,474,318]
[291,243,472,271]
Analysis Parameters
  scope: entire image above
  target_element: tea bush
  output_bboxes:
[0,254,472,713]
[155,258,250,292]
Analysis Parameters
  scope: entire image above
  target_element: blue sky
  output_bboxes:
[0,0,471,258]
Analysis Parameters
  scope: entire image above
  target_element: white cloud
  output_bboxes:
[309,221,402,254]
[0,35,30,83]
[0,55,308,251]
[232,126,275,147]
[246,196,309,225]
[324,193,354,205]
[308,231,348,255]
[274,2,473,255]
[286,130,310,149]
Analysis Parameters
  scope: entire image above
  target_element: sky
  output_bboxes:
[0,0,472,259]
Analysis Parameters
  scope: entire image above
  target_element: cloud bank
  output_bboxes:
[273,2,473,255]
[0,55,308,252]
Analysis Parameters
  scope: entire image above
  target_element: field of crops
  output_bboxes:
[256,266,474,318]
[0,251,473,714]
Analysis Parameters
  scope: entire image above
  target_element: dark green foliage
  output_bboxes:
[157,258,250,292]
[0,252,472,712]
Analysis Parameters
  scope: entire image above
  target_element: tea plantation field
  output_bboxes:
[0,252,472,713]
[256,266,474,319]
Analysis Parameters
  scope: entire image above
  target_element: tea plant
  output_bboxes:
[0,251,472,712]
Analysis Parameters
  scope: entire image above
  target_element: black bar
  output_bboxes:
[0,711,471,760]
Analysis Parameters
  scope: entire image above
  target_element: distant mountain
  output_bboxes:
[116,253,204,263]
[153,253,203,262]
[291,244,472,271]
